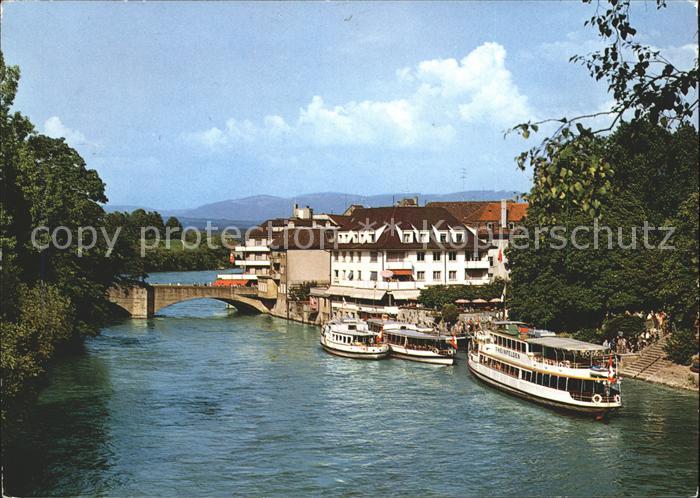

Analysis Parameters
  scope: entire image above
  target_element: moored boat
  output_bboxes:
[467,321,622,416]
[369,320,458,365]
[320,319,390,360]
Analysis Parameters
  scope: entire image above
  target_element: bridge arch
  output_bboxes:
[107,284,271,318]
[153,295,270,315]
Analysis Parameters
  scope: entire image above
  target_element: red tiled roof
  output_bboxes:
[270,228,336,250]
[335,206,489,250]
[427,201,528,224]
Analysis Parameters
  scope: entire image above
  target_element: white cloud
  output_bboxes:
[188,42,532,150]
[43,116,88,145]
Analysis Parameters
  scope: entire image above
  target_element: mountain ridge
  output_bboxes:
[106,190,522,223]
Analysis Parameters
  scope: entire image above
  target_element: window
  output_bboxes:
[433,251,442,261]
[454,232,464,242]
[448,271,457,281]
[489,256,494,266]
[509,222,515,229]
[357,271,362,281]
[370,271,378,281]
[402,232,412,243]
[416,252,425,261]
[370,251,378,262]
[448,251,457,261]
[416,271,425,281]
[433,271,442,281]
[334,270,339,279]
[440,233,448,242]
[334,252,338,261]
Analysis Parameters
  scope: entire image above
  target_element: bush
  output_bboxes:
[664,328,698,365]
[441,304,460,326]
[601,314,645,341]
[573,327,603,344]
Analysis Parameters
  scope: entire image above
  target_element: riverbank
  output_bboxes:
[639,363,698,392]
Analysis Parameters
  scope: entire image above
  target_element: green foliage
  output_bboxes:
[288,281,318,302]
[1,52,145,405]
[418,278,505,309]
[508,124,698,335]
[664,328,698,366]
[165,216,183,231]
[601,315,645,341]
[573,328,603,344]
[0,284,73,402]
[440,304,460,326]
[511,0,698,223]
[657,192,700,329]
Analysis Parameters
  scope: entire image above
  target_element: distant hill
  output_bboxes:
[179,190,521,221]
[105,190,522,225]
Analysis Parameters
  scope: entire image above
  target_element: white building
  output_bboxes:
[324,206,494,320]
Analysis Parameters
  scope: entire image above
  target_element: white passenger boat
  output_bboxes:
[369,320,457,365]
[467,321,622,416]
[320,319,390,360]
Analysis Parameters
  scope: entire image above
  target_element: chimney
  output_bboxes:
[500,199,507,228]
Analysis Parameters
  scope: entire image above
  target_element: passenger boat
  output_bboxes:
[467,321,622,416]
[320,319,390,360]
[368,320,458,365]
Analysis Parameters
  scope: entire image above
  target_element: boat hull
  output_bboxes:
[390,349,454,365]
[467,358,619,416]
[321,342,389,360]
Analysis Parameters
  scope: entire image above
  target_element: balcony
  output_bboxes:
[385,261,414,271]
[234,260,271,267]
[332,280,423,290]
[234,245,270,252]
[465,260,490,269]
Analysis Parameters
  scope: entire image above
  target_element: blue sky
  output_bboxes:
[2,1,697,209]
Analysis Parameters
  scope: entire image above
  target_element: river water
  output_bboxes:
[4,271,698,496]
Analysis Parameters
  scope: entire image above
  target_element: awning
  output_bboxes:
[310,287,330,297]
[390,269,413,277]
[213,279,250,287]
[390,289,421,300]
[326,286,386,301]
[526,336,609,352]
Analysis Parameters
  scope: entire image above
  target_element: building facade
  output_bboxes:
[322,205,494,321]
[427,199,528,280]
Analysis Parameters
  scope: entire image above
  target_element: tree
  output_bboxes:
[165,216,183,232]
[441,304,460,326]
[1,51,146,405]
[508,124,698,332]
[511,0,698,223]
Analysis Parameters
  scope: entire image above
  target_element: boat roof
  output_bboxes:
[493,321,529,325]
[526,336,609,352]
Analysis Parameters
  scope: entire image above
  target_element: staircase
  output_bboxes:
[619,336,674,380]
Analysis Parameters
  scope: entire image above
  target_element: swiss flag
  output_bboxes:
[497,248,503,263]
[450,335,458,350]
[607,353,616,383]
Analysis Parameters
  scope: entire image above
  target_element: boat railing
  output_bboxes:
[569,391,618,403]
[531,355,595,370]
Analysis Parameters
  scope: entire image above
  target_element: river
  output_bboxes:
[3,271,698,496]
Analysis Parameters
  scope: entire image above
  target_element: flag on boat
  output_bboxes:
[607,353,616,383]
[229,251,235,264]
[377,328,384,342]
[450,335,458,350]
[498,247,503,263]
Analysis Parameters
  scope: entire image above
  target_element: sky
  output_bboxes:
[2,1,697,209]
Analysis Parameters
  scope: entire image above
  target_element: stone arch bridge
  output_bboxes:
[107,284,272,318]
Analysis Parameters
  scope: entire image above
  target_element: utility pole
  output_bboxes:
[460,167,468,197]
